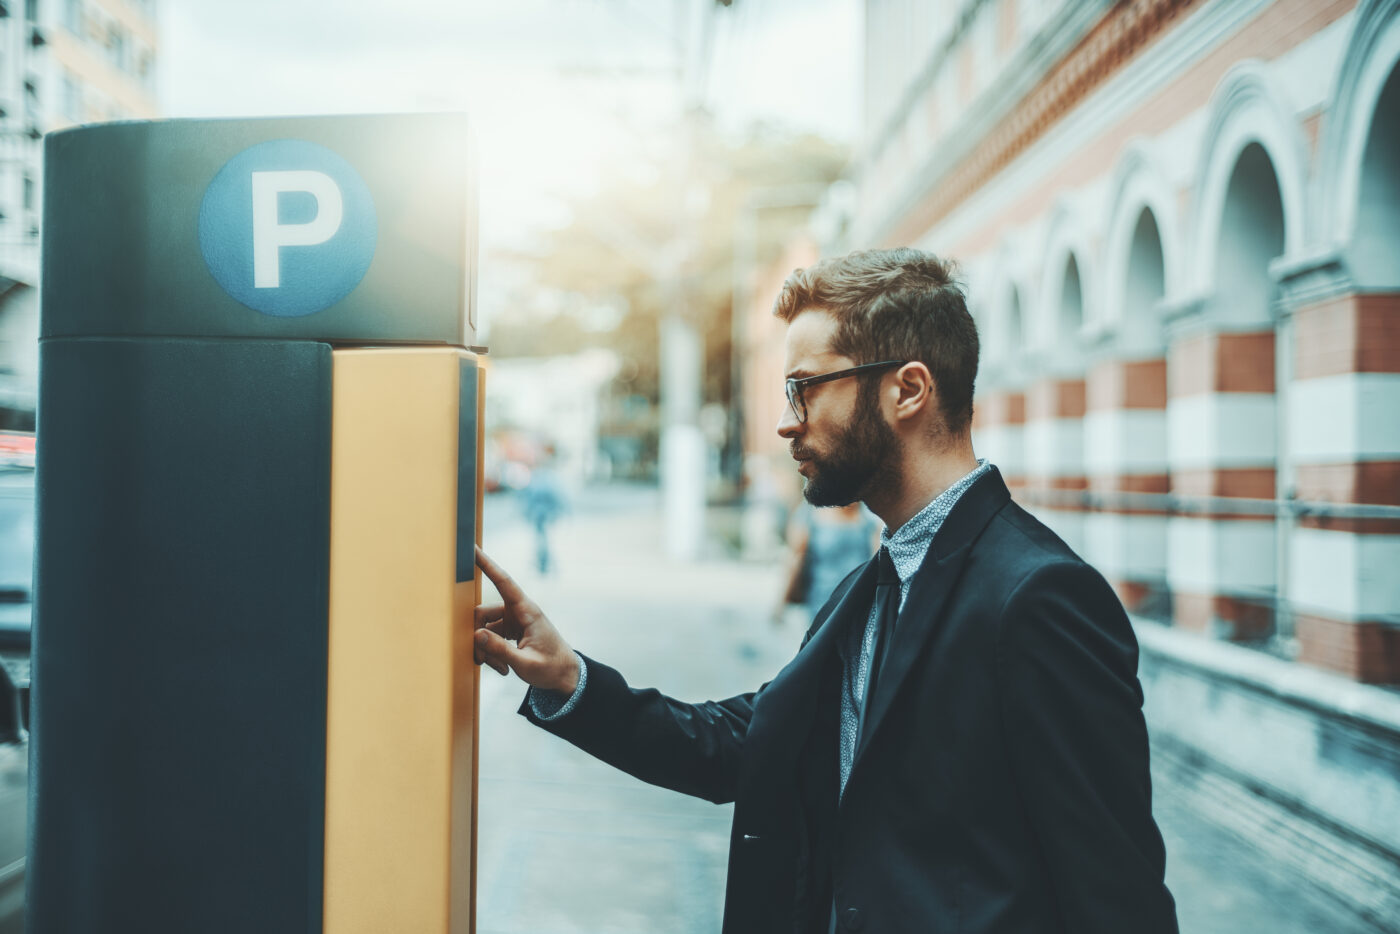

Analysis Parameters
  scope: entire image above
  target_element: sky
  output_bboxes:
[159,0,863,251]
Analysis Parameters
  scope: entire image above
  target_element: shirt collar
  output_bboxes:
[880,459,992,583]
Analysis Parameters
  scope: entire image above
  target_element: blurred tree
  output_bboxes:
[487,115,847,485]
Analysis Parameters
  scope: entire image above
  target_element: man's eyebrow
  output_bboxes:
[786,368,817,380]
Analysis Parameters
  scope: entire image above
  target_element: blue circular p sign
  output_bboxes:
[198,139,377,317]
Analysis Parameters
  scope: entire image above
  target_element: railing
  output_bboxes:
[1013,487,1400,650]
[1019,488,1400,521]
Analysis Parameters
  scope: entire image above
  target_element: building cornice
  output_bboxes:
[863,0,997,164]
[863,0,1208,248]
[863,0,1110,180]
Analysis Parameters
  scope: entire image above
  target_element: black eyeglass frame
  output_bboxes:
[785,360,908,424]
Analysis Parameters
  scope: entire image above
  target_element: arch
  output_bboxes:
[1121,208,1167,353]
[980,237,1036,373]
[1057,255,1085,347]
[1211,142,1287,326]
[986,275,1026,367]
[1317,0,1400,285]
[1188,62,1309,295]
[1006,285,1026,359]
[961,254,997,371]
[1038,199,1096,360]
[1351,60,1400,287]
[1100,143,1180,354]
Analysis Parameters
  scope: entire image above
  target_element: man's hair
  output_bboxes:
[772,247,979,434]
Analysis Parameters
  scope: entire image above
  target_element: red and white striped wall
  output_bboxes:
[1082,357,1171,614]
[834,0,1400,685]
[1022,376,1088,555]
[972,388,1025,492]
[1286,292,1400,682]
[1166,330,1279,639]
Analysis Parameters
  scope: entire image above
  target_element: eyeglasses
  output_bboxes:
[785,360,907,424]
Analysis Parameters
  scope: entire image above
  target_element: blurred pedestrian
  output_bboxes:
[474,248,1177,934]
[518,446,565,575]
[775,502,879,625]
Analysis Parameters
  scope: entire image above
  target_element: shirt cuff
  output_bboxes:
[527,653,588,721]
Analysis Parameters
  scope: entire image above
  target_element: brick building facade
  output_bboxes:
[836,0,1400,683]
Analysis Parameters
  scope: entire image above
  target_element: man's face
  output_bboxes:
[778,310,901,507]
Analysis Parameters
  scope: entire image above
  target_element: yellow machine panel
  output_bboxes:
[324,347,482,934]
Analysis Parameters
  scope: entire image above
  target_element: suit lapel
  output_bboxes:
[802,557,877,657]
[769,556,877,702]
[746,557,878,766]
[849,468,1012,777]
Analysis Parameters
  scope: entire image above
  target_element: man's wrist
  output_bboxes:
[555,652,581,694]
[528,653,588,722]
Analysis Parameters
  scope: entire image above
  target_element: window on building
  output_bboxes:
[135,44,154,87]
[63,0,80,32]
[23,175,34,212]
[974,2,997,87]
[1057,254,1084,349]
[109,25,125,71]
[63,71,81,121]
[25,0,37,23]
[1005,286,1024,359]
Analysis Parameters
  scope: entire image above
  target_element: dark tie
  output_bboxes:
[861,547,900,729]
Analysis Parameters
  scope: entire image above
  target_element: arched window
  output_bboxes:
[1124,208,1165,328]
[1216,142,1285,325]
[1353,61,1400,286]
[1005,285,1024,360]
[1058,255,1084,347]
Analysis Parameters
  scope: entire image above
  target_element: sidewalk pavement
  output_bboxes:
[475,484,1383,934]
[476,487,792,934]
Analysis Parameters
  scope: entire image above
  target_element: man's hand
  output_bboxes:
[473,546,581,694]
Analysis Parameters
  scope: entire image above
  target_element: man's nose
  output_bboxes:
[777,402,802,439]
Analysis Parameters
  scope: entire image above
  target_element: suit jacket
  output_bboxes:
[522,468,1179,933]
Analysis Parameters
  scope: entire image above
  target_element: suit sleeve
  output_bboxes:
[519,653,756,805]
[997,562,1178,933]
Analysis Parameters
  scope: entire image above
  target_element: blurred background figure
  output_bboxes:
[519,444,567,575]
[775,502,879,626]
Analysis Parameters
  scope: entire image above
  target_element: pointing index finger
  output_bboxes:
[475,546,527,603]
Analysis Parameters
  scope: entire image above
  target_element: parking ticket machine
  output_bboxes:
[28,116,484,933]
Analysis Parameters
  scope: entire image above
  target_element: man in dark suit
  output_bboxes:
[474,248,1178,933]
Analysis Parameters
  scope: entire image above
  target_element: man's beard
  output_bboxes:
[795,383,901,507]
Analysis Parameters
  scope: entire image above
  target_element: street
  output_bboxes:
[476,484,1386,934]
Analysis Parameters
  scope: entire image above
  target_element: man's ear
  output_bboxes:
[890,362,935,423]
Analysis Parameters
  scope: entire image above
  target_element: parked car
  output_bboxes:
[0,448,33,933]
[0,465,34,650]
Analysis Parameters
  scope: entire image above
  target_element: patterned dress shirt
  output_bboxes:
[838,459,992,796]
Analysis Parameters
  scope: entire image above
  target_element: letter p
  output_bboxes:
[251,170,345,289]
